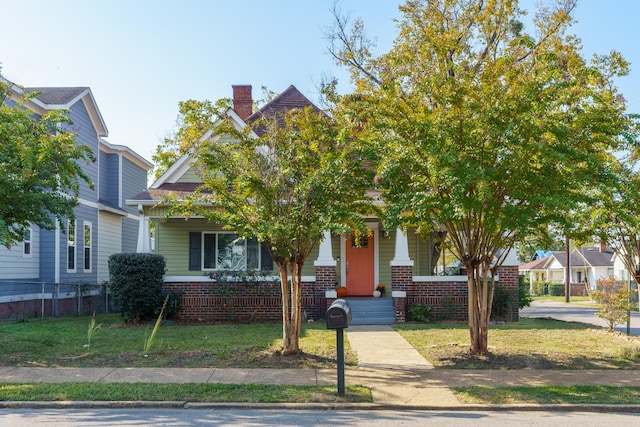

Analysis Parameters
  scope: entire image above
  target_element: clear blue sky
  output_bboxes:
[1,0,638,162]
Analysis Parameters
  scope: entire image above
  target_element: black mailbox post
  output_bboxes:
[326,299,351,396]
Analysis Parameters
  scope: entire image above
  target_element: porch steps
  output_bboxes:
[345,297,396,325]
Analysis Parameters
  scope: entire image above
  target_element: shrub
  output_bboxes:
[108,253,166,323]
[593,276,637,332]
[491,286,512,318]
[408,303,434,322]
[531,281,547,296]
[519,276,532,309]
[548,283,565,296]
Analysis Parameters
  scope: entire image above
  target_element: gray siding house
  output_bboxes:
[0,77,153,317]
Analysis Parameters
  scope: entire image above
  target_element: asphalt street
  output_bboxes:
[520,300,640,336]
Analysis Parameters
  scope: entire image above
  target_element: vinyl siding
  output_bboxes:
[176,166,202,183]
[121,217,139,253]
[67,100,100,203]
[156,219,228,276]
[0,227,40,280]
[98,212,121,283]
[121,157,148,215]
[99,151,120,206]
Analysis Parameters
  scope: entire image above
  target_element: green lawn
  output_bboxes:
[2,314,640,404]
[395,318,640,369]
[0,314,357,369]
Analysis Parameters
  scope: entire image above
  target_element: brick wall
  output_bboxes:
[164,265,336,322]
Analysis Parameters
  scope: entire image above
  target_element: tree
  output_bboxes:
[587,115,640,287]
[152,98,229,179]
[0,77,94,248]
[165,98,375,354]
[328,0,630,353]
[593,276,636,332]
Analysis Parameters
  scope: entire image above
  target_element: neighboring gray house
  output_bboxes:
[0,78,152,317]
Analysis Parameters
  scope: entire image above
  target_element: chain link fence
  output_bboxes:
[0,282,113,320]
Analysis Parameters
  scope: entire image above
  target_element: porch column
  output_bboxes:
[136,204,151,253]
[390,228,413,267]
[314,230,337,311]
[315,230,336,267]
[390,228,413,323]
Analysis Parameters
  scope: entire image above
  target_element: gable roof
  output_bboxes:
[24,86,108,137]
[145,85,322,197]
[245,85,321,136]
[518,256,550,272]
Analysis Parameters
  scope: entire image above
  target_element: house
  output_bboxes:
[0,77,153,318]
[127,84,520,323]
[519,243,615,296]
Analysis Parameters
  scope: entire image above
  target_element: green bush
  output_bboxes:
[519,276,533,309]
[531,281,548,296]
[408,303,434,322]
[548,283,565,296]
[108,253,166,323]
[491,286,512,318]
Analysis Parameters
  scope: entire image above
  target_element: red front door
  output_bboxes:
[345,233,375,296]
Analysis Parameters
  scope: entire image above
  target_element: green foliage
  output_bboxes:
[491,287,512,318]
[408,303,434,323]
[163,92,377,354]
[531,282,548,296]
[86,312,102,348]
[143,295,169,355]
[518,276,533,309]
[548,283,565,297]
[0,76,95,248]
[108,253,166,324]
[593,276,637,332]
[329,0,630,354]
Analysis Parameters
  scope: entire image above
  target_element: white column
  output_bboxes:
[314,230,336,266]
[136,204,151,253]
[390,227,414,266]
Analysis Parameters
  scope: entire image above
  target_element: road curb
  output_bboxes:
[2,401,640,412]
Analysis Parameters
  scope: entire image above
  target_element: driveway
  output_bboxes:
[520,300,640,336]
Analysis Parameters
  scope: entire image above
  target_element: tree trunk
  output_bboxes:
[278,263,294,354]
[467,262,493,354]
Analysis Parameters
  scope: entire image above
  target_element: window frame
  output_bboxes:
[201,232,264,271]
[83,221,92,272]
[23,226,32,257]
[67,219,76,273]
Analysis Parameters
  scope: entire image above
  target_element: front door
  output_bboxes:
[345,233,375,296]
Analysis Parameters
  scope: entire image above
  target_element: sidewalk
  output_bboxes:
[2,324,640,409]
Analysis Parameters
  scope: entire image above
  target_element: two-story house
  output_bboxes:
[0,77,153,318]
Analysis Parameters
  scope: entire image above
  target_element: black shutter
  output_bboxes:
[188,232,201,271]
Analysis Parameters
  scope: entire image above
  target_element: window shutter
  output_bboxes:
[188,232,201,271]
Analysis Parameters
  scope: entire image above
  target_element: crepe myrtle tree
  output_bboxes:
[328,0,630,353]
[164,99,377,355]
[0,76,94,248]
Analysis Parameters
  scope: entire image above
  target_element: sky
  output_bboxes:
[1,0,638,164]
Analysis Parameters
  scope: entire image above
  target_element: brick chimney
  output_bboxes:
[599,241,607,252]
[232,85,252,120]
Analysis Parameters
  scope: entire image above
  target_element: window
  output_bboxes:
[23,227,32,257]
[83,222,92,272]
[67,219,76,272]
[201,232,271,271]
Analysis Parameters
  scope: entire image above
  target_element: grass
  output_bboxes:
[0,314,357,369]
[0,383,371,403]
[454,385,640,405]
[395,318,640,369]
[3,314,640,404]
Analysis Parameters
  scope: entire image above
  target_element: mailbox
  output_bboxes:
[326,299,351,329]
